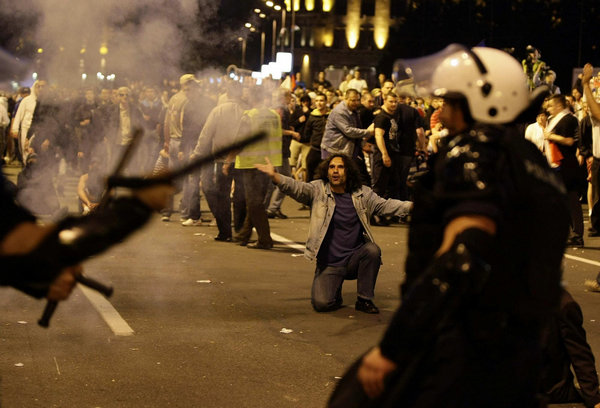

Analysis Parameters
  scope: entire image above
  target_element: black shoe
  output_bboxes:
[589,229,600,237]
[269,209,287,219]
[214,236,232,242]
[247,242,273,250]
[355,297,379,314]
[566,236,584,248]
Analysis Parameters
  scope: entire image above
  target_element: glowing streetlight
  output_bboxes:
[254,8,261,13]
[37,48,43,54]
[266,1,274,7]
[245,22,252,28]
[274,4,281,10]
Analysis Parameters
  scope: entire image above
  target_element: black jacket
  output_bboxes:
[305,109,329,151]
[541,289,600,408]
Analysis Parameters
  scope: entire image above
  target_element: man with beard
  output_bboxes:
[255,154,411,313]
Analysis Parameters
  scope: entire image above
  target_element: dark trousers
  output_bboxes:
[396,154,414,201]
[236,169,273,246]
[567,190,584,238]
[306,148,322,182]
[201,161,233,239]
[311,242,381,312]
[232,168,246,233]
[372,150,400,199]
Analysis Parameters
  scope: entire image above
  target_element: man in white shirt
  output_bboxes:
[524,111,548,153]
[10,80,47,162]
[348,71,368,93]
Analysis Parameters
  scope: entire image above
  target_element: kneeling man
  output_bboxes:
[255,154,412,313]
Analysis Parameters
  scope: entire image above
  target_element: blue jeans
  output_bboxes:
[181,172,201,220]
[311,242,381,312]
[266,160,291,212]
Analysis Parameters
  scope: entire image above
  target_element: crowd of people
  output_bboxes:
[4,44,600,407]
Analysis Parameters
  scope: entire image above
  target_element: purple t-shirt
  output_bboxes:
[317,192,364,267]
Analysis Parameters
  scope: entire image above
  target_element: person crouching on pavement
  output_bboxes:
[255,154,412,314]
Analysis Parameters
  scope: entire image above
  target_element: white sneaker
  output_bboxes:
[161,215,170,222]
[181,218,201,226]
[585,279,600,292]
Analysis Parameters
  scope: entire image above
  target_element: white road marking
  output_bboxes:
[79,285,134,336]
[53,356,61,375]
[270,232,305,252]
[565,254,600,268]
[273,231,600,272]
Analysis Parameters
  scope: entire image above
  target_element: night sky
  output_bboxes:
[224,0,600,92]
[2,0,600,92]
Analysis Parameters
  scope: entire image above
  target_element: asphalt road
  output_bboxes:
[2,182,600,407]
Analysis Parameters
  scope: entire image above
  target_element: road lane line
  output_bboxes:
[272,235,600,270]
[565,254,600,268]
[271,232,305,252]
[53,356,61,375]
[79,285,134,336]
[272,232,600,270]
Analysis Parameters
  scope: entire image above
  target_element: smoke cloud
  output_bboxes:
[2,0,247,85]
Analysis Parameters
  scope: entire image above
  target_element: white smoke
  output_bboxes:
[3,0,245,85]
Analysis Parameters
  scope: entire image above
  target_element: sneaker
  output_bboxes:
[585,279,600,292]
[355,297,379,314]
[161,215,170,222]
[181,218,201,226]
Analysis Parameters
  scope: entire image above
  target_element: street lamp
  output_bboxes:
[238,36,247,69]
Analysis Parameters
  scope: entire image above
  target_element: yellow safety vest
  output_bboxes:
[235,107,283,169]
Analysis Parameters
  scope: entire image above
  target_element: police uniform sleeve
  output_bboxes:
[0,174,35,239]
[1,195,153,298]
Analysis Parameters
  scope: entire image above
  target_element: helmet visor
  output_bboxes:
[395,44,470,97]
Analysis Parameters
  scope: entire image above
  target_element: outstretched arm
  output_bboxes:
[254,157,281,184]
[583,64,600,122]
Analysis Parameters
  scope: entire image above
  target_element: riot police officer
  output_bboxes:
[332,45,570,407]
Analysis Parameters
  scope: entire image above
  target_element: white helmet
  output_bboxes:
[405,44,533,124]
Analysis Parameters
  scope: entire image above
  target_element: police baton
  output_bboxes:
[38,130,265,327]
[39,129,144,328]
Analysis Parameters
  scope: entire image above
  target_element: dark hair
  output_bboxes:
[444,94,475,125]
[345,88,360,99]
[548,94,567,109]
[315,154,362,193]
[384,91,398,100]
[300,95,311,105]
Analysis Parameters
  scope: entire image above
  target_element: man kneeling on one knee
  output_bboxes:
[255,154,412,314]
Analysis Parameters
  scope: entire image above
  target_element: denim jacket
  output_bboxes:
[277,175,412,261]
[320,101,371,156]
